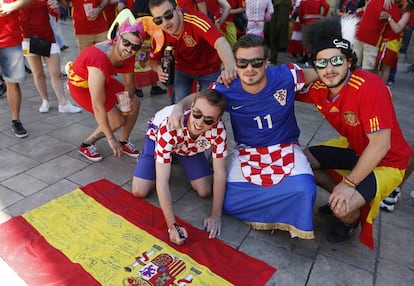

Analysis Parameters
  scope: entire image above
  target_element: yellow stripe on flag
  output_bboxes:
[23,189,232,286]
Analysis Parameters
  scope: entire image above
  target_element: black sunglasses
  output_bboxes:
[119,34,141,51]
[235,58,266,69]
[152,8,175,26]
[191,109,216,126]
[314,55,346,69]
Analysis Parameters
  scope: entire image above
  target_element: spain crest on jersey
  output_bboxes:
[183,35,197,47]
[273,89,287,106]
[344,111,360,126]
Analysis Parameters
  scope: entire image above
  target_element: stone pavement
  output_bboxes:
[0,20,413,286]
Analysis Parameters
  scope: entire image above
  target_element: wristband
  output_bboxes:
[167,223,177,233]
[343,176,357,189]
[168,223,186,239]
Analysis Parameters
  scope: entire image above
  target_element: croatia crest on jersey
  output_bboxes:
[273,89,287,106]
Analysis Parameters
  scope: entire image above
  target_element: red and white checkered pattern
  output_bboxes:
[238,143,295,186]
[149,115,227,164]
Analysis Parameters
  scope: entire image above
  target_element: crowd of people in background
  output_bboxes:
[1,0,413,247]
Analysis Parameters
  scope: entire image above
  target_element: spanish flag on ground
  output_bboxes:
[0,179,275,285]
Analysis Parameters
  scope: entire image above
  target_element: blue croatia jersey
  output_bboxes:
[212,64,305,148]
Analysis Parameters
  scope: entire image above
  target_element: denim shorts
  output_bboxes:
[172,68,221,103]
[0,45,25,83]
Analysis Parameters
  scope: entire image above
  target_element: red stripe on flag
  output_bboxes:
[0,216,100,285]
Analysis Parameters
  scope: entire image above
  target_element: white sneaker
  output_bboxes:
[58,102,82,113]
[39,100,50,113]
[383,187,401,204]
[380,187,401,212]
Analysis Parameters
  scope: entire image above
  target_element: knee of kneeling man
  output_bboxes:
[333,209,354,222]
[196,188,212,198]
[132,187,149,198]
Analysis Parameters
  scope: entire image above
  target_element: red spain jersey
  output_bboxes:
[151,9,223,75]
[70,44,135,87]
[296,69,411,169]
[0,0,23,47]
[20,0,55,43]
[356,0,399,47]
[381,4,403,41]
[70,0,108,35]
[147,105,227,164]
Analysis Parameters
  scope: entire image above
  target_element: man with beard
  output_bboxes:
[67,18,143,162]
[297,17,411,247]
[169,34,320,241]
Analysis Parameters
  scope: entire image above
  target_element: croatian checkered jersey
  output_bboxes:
[146,105,227,164]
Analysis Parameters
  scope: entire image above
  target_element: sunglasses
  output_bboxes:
[119,34,141,51]
[191,109,216,126]
[314,55,346,69]
[152,8,175,25]
[235,58,265,69]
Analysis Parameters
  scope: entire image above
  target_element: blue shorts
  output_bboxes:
[0,45,25,83]
[133,137,211,181]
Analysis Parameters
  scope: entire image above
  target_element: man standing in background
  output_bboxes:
[0,0,34,138]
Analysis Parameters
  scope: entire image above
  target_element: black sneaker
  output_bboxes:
[318,203,334,216]
[135,88,144,98]
[327,221,359,244]
[0,82,6,97]
[150,85,166,95]
[12,120,28,138]
[25,65,32,74]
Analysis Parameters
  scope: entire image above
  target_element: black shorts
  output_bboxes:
[308,145,377,202]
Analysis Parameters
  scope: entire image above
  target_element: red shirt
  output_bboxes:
[177,0,203,11]
[20,0,55,43]
[103,3,117,27]
[70,0,108,35]
[71,43,135,85]
[356,0,399,46]
[226,0,245,22]
[0,0,24,47]
[297,0,330,26]
[296,69,411,169]
[151,9,223,75]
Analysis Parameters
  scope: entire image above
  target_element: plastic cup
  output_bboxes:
[116,91,131,115]
[83,3,93,19]
[22,38,30,55]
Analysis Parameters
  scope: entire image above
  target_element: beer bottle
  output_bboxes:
[161,44,175,86]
